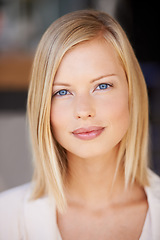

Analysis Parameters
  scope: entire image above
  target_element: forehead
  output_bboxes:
[55,37,124,81]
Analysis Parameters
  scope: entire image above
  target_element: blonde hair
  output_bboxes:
[27,9,149,212]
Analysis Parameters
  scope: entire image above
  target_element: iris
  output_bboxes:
[56,89,68,96]
[97,83,110,90]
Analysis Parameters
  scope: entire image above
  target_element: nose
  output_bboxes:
[74,95,95,120]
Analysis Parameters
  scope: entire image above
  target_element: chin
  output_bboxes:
[67,145,117,161]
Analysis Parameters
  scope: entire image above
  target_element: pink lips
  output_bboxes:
[72,126,105,140]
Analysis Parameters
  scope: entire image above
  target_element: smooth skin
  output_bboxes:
[51,37,148,240]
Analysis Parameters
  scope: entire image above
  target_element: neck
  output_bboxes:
[65,148,125,209]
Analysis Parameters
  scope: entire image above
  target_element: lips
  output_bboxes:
[72,126,105,140]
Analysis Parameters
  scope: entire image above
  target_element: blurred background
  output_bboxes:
[0,0,160,192]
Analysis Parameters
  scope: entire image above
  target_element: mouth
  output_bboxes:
[72,126,105,140]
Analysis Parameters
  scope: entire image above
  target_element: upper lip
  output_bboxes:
[72,126,105,134]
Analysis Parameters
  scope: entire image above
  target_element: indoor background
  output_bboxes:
[0,0,160,192]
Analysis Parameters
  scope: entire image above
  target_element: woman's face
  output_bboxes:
[51,37,130,160]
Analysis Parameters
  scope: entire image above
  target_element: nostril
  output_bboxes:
[77,113,92,119]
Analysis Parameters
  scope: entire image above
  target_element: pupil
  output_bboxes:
[100,84,107,89]
[60,90,67,95]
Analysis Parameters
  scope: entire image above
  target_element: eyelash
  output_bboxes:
[53,83,113,97]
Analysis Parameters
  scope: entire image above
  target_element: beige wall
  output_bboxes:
[0,112,33,192]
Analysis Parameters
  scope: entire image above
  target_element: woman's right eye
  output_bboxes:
[53,89,69,97]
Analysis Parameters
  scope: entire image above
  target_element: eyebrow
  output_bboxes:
[53,83,71,87]
[90,73,117,83]
[53,73,117,87]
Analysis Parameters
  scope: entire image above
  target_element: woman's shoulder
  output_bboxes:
[143,170,160,239]
[145,169,160,207]
[0,183,31,203]
[0,183,58,239]
[146,169,160,198]
[0,183,32,216]
[0,183,32,239]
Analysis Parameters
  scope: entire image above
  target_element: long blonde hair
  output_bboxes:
[27,9,149,212]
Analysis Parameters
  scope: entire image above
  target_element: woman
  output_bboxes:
[0,9,160,240]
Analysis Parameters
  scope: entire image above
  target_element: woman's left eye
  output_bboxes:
[96,83,112,90]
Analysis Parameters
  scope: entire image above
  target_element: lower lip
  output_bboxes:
[73,128,105,140]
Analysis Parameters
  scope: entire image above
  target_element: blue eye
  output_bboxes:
[55,89,69,96]
[97,83,111,90]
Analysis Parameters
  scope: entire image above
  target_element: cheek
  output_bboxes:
[50,104,60,133]
[50,102,70,137]
[110,95,130,133]
[100,93,130,131]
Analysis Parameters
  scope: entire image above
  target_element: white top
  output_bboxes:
[0,170,160,240]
